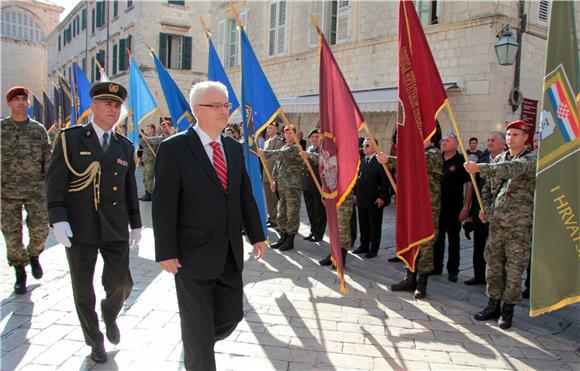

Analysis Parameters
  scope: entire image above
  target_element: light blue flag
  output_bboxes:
[240,27,282,239]
[128,56,157,148]
[71,62,92,125]
[151,50,195,132]
[207,37,240,118]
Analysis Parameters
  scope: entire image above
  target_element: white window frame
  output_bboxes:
[223,11,247,68]
[536,0,549,26]
[413,0,441,26]
[308,0,351,47]
[268,0,288,58]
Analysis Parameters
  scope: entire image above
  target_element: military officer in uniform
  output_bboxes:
[1,86,51,294]
[464,120,536,330]
[260,125,303,251]
[378,138,443,299]
[139,123,164,201]
[262,123,284,227]
[46,82,142,363]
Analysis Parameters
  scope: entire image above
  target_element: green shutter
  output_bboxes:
[182,36,192,70]
[128,0,133,8]
[91,57,95,82]
[82,9,86,30]
[91,8,95,33]
[112,44,118,75]
[127,35,132,54]
[113,0,118,17]
[58,35,61,50]
[119,38,126,71]
[96,1,104,28]
[159,33,168,67]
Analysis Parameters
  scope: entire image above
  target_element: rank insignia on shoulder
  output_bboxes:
[85,130,92,137]
[80,151,91,156]
[116,158,128,167]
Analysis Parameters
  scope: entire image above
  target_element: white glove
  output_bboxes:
[53,221,73,248]
[129,228,142,248]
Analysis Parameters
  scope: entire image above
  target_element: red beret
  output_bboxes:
[505,120,532,133]
[5,86,30,102]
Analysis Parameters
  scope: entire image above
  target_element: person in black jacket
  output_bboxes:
[301,128,326,242]
[46,82,142,364]
[352,138,389,258]
[153,81,266,371]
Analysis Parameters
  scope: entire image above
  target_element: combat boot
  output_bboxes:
[414,273,429,299]
[270,233,287,249]
[279,234,295,251]
[319,254,332,266]
[498,303,515,330]
[14,266,27,295]
[29,256,43,279]
[390,270,417,292]
[139,192,152,201]
[474,298,501,321]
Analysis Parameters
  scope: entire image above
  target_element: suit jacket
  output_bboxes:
[355,156,388,208]
[153,127,264,280]
[46,123,142,244]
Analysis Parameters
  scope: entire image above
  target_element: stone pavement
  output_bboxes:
[1,168,579,370]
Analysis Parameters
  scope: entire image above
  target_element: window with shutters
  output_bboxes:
[91,56,95,82]
[127,0,133,9]
[58,35,61,50]
[413,0,440,26]
[82,57,87,74]
[112,44,118,75]
[96,50,105,80]
[81,8,87,30]
[96,0,105,28]
[91,8,95,33]
[268,0,288,57]
[159,33,192,70]
[537,0,549,25]
[168,0,185,5]
[308,0,350,47]
[72,18,76,37]
[119,35,131,71]
[113,0,119,18]
[76,15,80,34]
[220,12,247,68]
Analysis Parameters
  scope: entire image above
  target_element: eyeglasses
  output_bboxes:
[197,103,232,110]
[363,144,371,148]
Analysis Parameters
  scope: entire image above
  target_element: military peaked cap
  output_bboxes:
[89,82,127,103]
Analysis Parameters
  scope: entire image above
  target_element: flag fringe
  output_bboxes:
[529,295,580,317]
[396,233,433,272]
[330,256,349,294]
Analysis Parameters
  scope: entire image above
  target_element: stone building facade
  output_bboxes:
[1,0,63,116]
[208,0,579,150]
[46,0,210,126]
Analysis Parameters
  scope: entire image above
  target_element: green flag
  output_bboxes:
[531,0,580,317]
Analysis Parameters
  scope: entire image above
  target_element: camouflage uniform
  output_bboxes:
[416,148,443,273]
[480,149,536,304]
[338,192,354,250]
[266,143,302,235]
[141,136,163,194]
[262,135,284,223]
[1,117,51,266]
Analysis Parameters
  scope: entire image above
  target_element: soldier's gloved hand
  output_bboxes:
[53,222,73,248]
[129,228,142,248]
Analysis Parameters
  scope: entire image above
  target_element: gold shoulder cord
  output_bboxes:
[61,132,102,210]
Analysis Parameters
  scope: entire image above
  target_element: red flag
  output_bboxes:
[396,0,448,271]
[318,30,364,292]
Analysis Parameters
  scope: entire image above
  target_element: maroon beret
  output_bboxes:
[5,86,29,102]
[505,120,532,133]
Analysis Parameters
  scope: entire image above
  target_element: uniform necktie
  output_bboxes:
[209,141,228,192]
[102,132,109,152]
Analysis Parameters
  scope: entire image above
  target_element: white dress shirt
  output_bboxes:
[194,124,227,166]
[92,122,113,149]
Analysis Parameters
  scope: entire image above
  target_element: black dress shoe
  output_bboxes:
[464,277,486,285]
[319,255,332,266]
[365,252,377,258]
[310,235,323,242]
[91,344,108,363]
[139,192,152,201]
[522,288,530,299]
[429,269,442,276]
[387,256,401,263]
[448,273,458,283]
[303,234,314,240]
[352,246,369,254]
[105,320,120,345]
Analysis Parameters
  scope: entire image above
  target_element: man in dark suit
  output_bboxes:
[352,138,388,258]
[301,128,326,242]
[153,81,266,371]
[46,82,142,363]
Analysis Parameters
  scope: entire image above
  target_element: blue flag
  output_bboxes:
[27,98,33,118]
[128,56,157,148]
[71,62,92,126]
[151,50,195,132]
[207,37,240,118]
[240,27,281,239]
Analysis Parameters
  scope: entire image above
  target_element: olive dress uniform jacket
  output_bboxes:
[46,123,142,243]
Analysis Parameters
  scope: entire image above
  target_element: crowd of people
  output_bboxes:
[1,80,536,368]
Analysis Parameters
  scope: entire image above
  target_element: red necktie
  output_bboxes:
[210,141,228,192]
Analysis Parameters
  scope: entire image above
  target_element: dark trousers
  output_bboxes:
[472,222,488,280]
[175,249,243,371]
[65,241,133,348]
[350,203,357,247]
[357,204,384,254]
[434,208,462,274]
[303,190,326,237]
